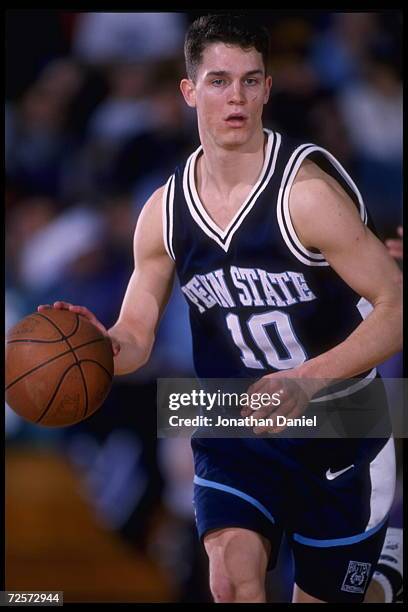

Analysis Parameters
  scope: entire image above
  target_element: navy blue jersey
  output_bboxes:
[163,129,376,395]
[164,131,396,571]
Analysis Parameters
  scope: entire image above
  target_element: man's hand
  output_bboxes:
[37,301,121,356]
[242,372,318,434]
[385,226,403,261]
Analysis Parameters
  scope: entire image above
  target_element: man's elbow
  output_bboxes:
[139,341,153,368]
[389,274,403,351]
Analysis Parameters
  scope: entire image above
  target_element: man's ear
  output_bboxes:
[264,75,272,105]
[180,78,197,108]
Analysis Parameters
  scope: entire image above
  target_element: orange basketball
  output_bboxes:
[5,309,114,427]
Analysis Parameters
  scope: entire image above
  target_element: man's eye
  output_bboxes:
[212,79,225,86]
[245,78,258,86]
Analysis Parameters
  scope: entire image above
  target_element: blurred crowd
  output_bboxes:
[5,11,402,603]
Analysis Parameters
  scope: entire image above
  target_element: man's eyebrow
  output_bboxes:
[206,69,264,78]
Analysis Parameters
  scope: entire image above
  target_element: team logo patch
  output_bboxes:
[341,560,372,594]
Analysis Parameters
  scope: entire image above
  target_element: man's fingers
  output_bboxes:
[253,398,297,421]
[110,338,121,357]
[386,239,402,249]
[54,302,91,317]
[52,302,93,318]
[252,401,301,434]
[386,241,403,260]
[37,301,111,340]
[248,378,282,395]
[52,301,73,309]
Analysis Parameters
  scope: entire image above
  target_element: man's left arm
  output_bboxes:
[290,167,402,387]
[246,163,402,432]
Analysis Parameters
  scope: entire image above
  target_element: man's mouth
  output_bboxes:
[225,114,247,126]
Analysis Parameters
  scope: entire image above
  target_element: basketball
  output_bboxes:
[5,308,114,427]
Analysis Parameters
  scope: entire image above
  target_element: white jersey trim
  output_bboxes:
[277,144,367,266]
[310,296,376,402]
[162,174,176,261]
[366,436,396,531]
[310,367,377,403]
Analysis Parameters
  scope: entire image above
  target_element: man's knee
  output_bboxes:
[204,528,269,603]
[210,573,265,603]
[210,573,235,603]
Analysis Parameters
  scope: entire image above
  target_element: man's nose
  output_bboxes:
[228,81,246,104]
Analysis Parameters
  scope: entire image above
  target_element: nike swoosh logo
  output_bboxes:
[326,464,354,480]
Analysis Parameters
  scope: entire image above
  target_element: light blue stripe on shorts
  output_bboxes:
[194,475,275,524]
[293,513,389,547]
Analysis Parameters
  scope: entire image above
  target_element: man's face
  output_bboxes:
[181,43,272,148]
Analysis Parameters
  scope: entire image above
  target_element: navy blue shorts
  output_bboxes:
[191,383,396,602]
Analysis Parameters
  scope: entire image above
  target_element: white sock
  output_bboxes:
[372,527,403,603]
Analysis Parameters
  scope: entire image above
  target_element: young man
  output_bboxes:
[39,14,402,603]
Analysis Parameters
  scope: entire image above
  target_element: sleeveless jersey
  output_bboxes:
[162,129,376,400]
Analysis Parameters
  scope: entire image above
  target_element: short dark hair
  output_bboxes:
[184,13,270,82]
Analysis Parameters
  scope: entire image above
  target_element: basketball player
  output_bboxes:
[39,15,403,603]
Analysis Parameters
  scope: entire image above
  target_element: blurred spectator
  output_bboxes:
[73,12,186,65]
[266,52,320,140]
[110,59,194,203]
[6,71,80,199]
[5,195,58,289]
[152,438,212,602]
[36,57,84,104]
[87,62,153,145]
[265,18,320,140]
[6,10,70,100]
[310,13,381,91]
[62,61,153,202]
[19,205,105,298]
[338,52,402,239]
[307,94,354,169]
[5,290,27,438]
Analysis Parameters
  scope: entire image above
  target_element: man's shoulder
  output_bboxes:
[146,184,167,208]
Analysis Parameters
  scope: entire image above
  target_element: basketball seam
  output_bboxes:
[7,338,76,345]
[34,311,81,340]
[77,359,113,419]
[78,359,113,380]
[36,362,82,424]
[33,312,89,417]
[5,338,107,391]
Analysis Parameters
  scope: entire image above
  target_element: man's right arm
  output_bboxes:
[108,185,176,375]
[39,185,176,376]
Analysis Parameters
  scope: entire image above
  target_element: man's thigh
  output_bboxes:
[204,526,271,579]
[193,477,283,570]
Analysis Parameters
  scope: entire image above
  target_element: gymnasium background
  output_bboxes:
[5,10,403,603]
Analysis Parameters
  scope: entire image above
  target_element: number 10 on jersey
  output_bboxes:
[226,311,307,370]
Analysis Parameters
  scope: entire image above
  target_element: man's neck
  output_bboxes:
[197,128,266,198]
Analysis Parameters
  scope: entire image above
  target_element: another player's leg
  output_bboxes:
[364,526,403,603]
[203,527,270,603]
